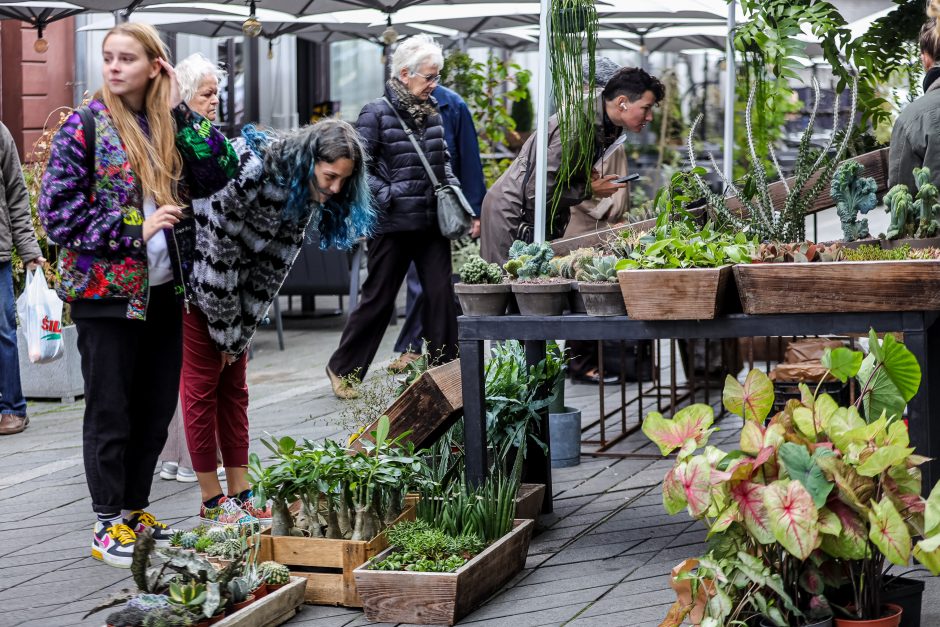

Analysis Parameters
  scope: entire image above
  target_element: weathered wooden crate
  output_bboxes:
[734,260,940,314]
[618,266,733,320]
[515,483,546,520]
[254,504,416,607]
[354,519,535,625]
[351,359,463,452]
[214,576,305,627]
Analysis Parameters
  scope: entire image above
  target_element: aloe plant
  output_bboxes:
[645,330,934,624]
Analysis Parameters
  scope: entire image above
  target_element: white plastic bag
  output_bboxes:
[15,268,64,363]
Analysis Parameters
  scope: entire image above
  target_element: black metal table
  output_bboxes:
[459,311,940,513]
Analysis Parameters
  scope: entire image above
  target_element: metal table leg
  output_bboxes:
[524,339,553,514]
[460,339,487,488]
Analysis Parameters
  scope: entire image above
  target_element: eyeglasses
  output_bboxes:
[411,71,441,84]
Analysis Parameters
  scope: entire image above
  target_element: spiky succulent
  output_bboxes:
[549,247,596,280]
[218,538,245,560]
[179,532,199,550]
[205,528,228,544]
[458,256,503,285]
[503,240,555,280]
[575,255,619,282]
[169,530,185,548]
[259,561,290,585]
[222,524,240,539]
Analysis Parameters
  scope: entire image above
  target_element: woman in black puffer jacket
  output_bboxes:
[327,35,460,398]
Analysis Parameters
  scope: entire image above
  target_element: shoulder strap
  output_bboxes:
[76,106,95,191]
[382,97,441,189]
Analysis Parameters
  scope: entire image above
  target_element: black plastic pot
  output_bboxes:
[883,576,925,627]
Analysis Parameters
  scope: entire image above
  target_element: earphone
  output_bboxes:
[620,103,627,111]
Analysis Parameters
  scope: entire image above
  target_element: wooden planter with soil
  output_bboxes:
[353,519,535,625]
[515,483,546,520]
[212,576,306,627]
[733,260,940,314]
[454,283,511,316]
[253,503,416,607]
[617,266,733,320]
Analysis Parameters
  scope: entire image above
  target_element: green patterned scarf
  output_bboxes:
[387,78,437,129]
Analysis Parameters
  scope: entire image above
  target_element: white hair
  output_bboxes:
[391,34,444,79]
[175,53,226,104]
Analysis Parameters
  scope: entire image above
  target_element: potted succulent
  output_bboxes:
[574,255,625,316]
[548,247,597,313]
[454,255,510,316]
[646,330,937,627]
[504,240,571,316]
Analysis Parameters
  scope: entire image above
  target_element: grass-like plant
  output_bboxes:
[689,77,858,243]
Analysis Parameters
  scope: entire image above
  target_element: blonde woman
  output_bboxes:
[39,24,237,568]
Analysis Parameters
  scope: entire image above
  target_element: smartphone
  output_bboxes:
[613,173,641,184]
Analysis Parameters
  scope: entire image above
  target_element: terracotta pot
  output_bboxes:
[835,604,903,627]
[252,582,268,598]
[265,582,287,592]
[206,610,226,625]
[232,594,256,612]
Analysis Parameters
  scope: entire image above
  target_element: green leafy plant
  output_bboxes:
[831,161,878,242]
[503,240,556,280]
[646,330,935,624]
[458,255,503,285]
[615,217,753,270]
[371,520,486,572]
[843,244,911,261]
[421,470,518,544]
[574,255,618,283]
[510,86,534,134]
[193,536,213,553]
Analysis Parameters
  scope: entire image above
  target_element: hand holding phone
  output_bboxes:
[613,173,641,185]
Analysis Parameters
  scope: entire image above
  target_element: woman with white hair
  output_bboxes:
[158,53,227,485]
[326,34,460,399]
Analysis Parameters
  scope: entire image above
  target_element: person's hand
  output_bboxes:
[157,58,182,107]
[470,218,481,239]
[143,205,184,242]
[591,174,626,199]
[219,352,237,371]
[25,256,46,271]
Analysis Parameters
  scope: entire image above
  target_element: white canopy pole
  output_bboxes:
[722,0,735,188]
[533,0,551,243]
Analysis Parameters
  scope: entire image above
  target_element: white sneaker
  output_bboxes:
[159,462,178,481]
[217,466,226,481]
[92,521,136,568]
[176,466,197,483]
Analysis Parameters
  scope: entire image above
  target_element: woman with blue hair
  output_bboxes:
[183,118,374,525]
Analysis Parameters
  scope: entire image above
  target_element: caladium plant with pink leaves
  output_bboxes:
[648,330,939,626]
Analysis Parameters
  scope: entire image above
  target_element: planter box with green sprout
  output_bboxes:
[505,240,571,316]
[646,330,940,627]
[248,417,423,607]
[454,255,510,316]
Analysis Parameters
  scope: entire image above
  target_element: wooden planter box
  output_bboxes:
[617,266,732,320]
[734,260,940,314]
[515,483,546,520]
[214,576,306,627]
[354,519,535,625]
[254,503,416,607]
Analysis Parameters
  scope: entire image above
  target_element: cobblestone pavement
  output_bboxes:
[2,311,937,627]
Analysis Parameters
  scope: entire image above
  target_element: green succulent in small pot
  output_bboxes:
[573,255,625,316]
[504,240,571,316]
[646,330,936,626]
[455,255,510,316]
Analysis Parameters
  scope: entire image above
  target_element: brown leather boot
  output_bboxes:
[0,414,29,435]
[387,352,421,373]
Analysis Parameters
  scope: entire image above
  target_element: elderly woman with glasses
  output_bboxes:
[326,34,460,399]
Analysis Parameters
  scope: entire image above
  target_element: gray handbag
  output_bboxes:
[383,97,474,239]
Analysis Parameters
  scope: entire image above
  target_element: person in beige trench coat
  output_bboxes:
[480,66,664,266]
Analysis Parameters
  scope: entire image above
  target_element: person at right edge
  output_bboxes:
[888,6,940,191]
[480,66,665,266]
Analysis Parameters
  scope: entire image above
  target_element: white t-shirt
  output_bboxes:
[142,196,173,286]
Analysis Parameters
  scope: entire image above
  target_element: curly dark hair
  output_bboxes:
[601,67,665,104]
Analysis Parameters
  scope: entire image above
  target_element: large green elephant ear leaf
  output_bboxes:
[777,443,834,509]
[642,404,715,456]
[764,480,819,560]
[821,346,863,383]
[857,333,921,422]
[723,370,775,422]
[868,496,911,566]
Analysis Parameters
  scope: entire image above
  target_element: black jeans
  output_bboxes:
[75,283,182,514]
[329,230,457,379]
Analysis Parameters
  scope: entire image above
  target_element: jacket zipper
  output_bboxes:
[169,227,190,313]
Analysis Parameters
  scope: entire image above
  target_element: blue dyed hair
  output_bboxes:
[241,119,375,250]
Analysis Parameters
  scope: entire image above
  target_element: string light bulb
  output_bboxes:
[34,25,48,53]
[380,15,397,45]
[267,40,273,59]
[242,0,262,37]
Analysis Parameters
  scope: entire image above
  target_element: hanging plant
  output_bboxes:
[549,0,598,233]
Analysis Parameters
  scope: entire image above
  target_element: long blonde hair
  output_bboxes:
[99,23,182,206]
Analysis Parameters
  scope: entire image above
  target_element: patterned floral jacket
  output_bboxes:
[38,99,238,320]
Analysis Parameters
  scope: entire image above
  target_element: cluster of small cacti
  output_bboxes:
[503,240,555,280]
[458,256,503,285]
[549,247,596,280]
[750,241,844,263]
[205,527,229,544]
[222,524,240,539]
[259,560,291,585]
[574,255,619,283]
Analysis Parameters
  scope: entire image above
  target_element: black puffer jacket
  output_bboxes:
[356,82,459,234]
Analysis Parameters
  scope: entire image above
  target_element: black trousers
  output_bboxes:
[75,284,182,515]
[329,230,458,379]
